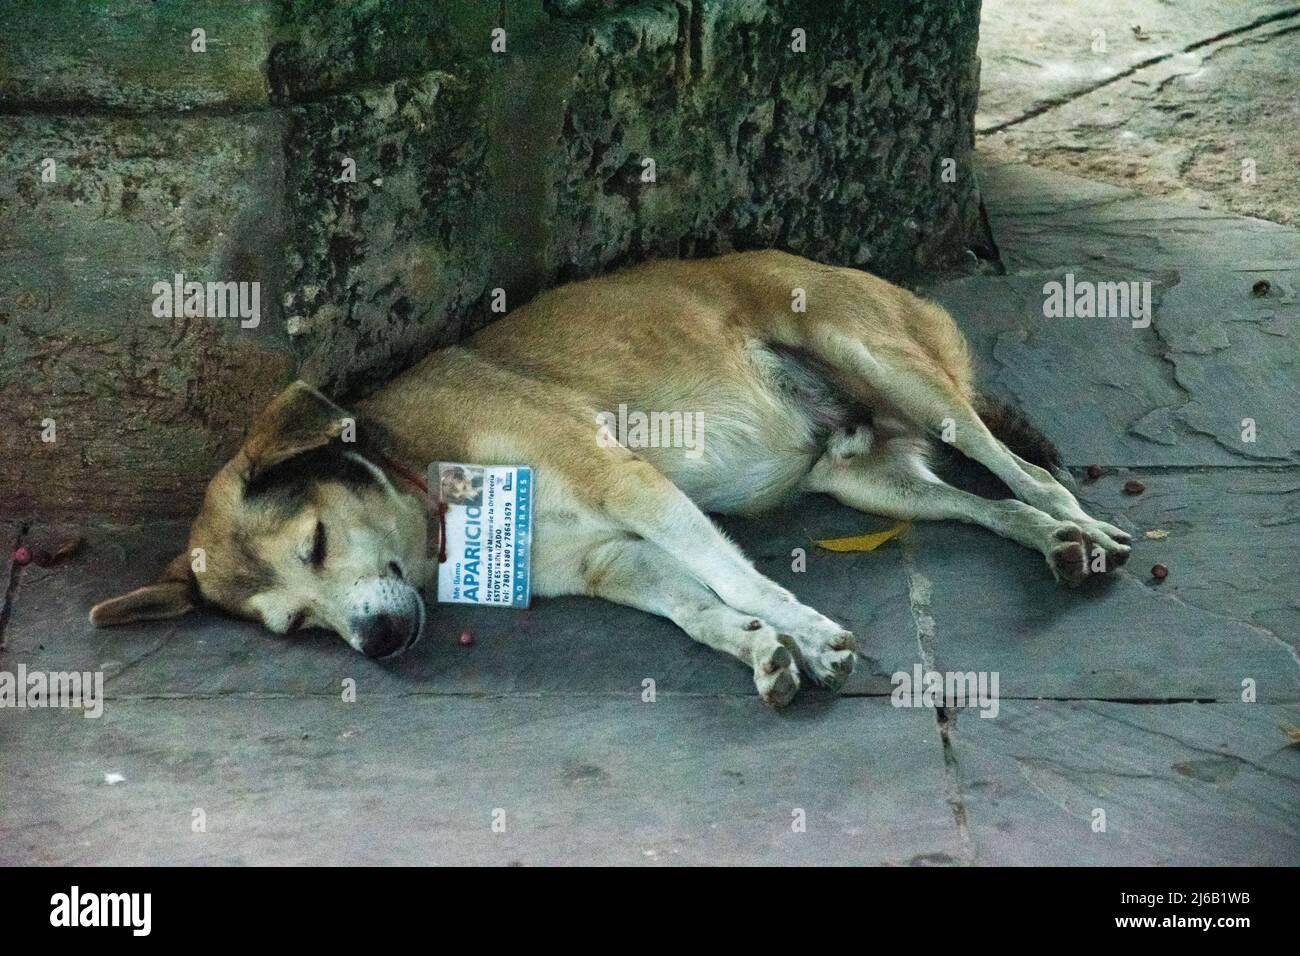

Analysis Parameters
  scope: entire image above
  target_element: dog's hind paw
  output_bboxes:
[1079,519,1132,566]
[1047,522,1131,585]
[1048,526,1089,586]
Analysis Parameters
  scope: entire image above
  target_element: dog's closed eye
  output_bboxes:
[308,520,327,568]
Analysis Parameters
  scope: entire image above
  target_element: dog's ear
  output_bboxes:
[89,552,197,627]
[238,380,353,483]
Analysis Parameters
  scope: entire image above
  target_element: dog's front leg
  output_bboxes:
[585,460,856,689]
[567,535,813,706]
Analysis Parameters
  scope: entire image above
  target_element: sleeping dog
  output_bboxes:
[91,251,1132,706]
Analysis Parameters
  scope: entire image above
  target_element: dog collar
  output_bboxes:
[372,450,448,564]
[382,455,429,496]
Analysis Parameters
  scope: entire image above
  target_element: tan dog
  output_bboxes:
[91,251,1131,705]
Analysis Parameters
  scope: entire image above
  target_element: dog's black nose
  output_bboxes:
[358,614,413,659]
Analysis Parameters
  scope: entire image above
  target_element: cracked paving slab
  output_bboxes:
[974,160,1300,275]
[925,162,1300,468]
[927,268,1300,467]
[1149,272,1300,462]
[977,0,1300,132]
[980,4,1300,225]
[902,516,1298,702]
[1,499,917,699]
[0,695,958,865]
[1077,469,1300,659]
[944,700,1300,865]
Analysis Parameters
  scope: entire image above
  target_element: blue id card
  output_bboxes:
[430,462,533,608]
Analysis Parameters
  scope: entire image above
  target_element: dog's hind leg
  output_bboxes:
[796,318,1132,576]
[805,437,1107,585]
[563,535,830,706]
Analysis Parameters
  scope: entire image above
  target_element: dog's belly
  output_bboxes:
[636,342,868,515]
[648,423,818,514]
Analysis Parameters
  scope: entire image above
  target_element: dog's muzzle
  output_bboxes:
[345,579,426,659]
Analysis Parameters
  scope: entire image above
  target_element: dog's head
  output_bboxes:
[90,381,431,659]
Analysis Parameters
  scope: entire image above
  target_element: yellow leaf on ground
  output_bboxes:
[814,521,911,552]
[1144,529,1170,540]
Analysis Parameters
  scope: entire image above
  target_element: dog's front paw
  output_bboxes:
[753,639,800,708]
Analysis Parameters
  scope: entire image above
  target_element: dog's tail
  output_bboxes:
[933,394,1063,495]
[974,394,1061,473]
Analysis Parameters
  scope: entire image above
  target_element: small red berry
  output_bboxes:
[1123,479,1146,495]
[1086,464,1105,480]
[12,545,31,566]
[1151,563,1169,581]
[458,630,474,647]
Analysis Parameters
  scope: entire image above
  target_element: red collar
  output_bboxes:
[384,455,430,496]
[372,450,447,563]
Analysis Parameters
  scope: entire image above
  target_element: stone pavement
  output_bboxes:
[2,159,1298,864]
[979,0,1300,225]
